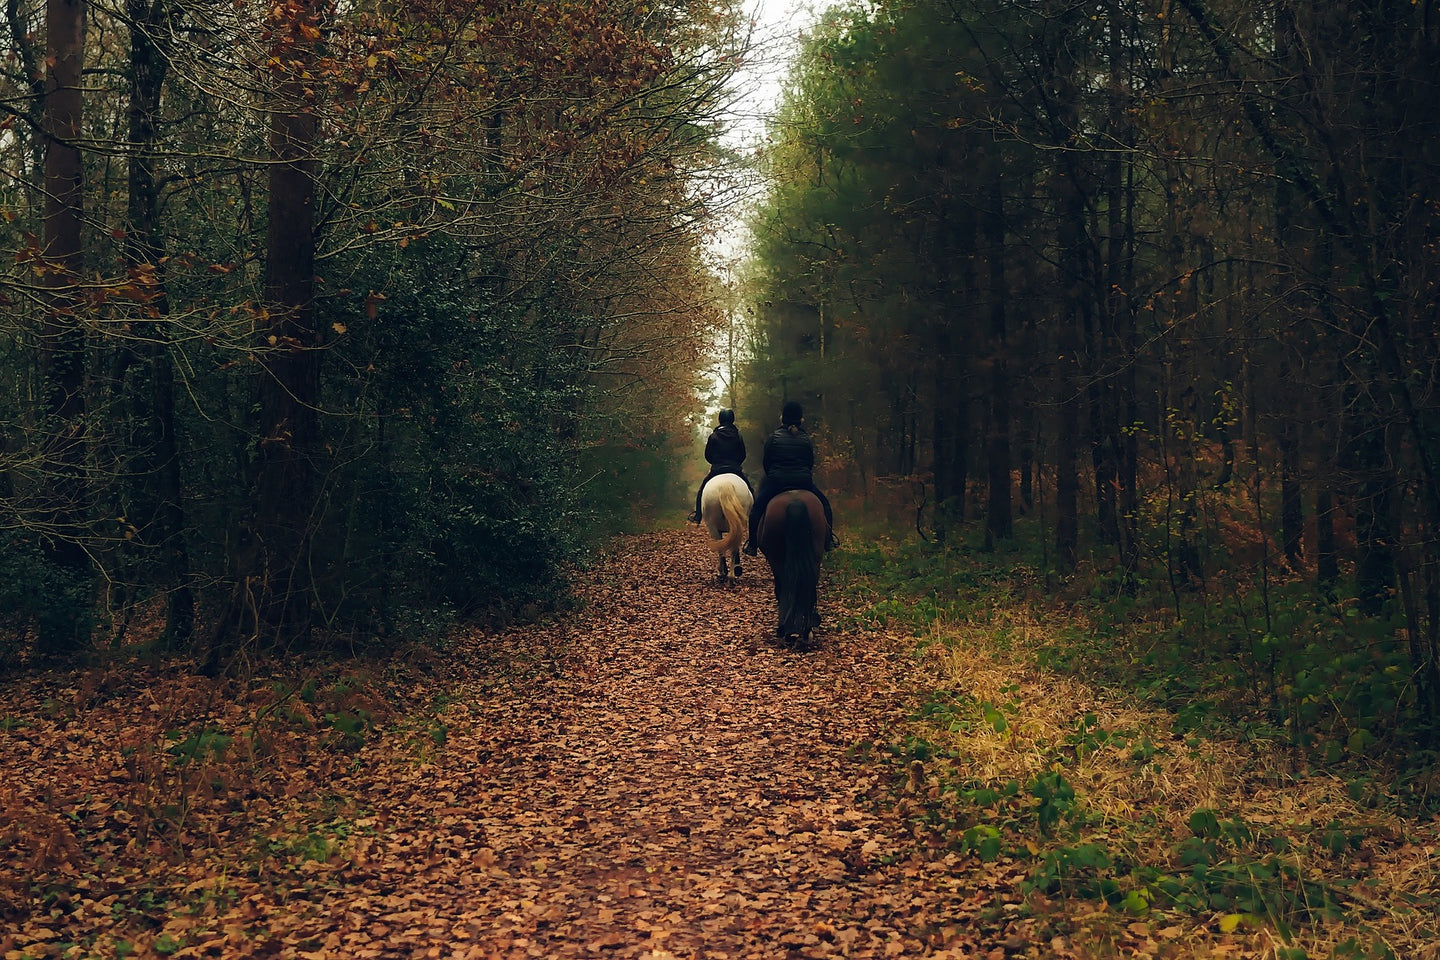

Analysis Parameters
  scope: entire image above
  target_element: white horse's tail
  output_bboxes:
[712,483,748,555]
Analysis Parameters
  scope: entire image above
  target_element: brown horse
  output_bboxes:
[756,489,828,648]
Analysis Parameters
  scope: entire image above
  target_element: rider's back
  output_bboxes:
[706,423,746,468]
[763,427,813,486]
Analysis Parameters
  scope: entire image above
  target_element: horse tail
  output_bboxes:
[712,482,747,555]
[777,498,819,632]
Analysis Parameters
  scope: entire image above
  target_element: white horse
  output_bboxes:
[700,473,753,585]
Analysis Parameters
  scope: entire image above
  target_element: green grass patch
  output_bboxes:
[830,519,1435,785]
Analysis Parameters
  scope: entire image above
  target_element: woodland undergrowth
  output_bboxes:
[829,528,1440,960]
[0,638,468,958]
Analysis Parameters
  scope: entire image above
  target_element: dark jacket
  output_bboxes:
[762,426,814,486]
[705,424,746,470]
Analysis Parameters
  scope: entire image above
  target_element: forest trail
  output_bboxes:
[303,529,1000,958]
[7,530,1437,959]
[2,529,1029,959]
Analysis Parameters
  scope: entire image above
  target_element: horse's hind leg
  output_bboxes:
[732,549,743,578]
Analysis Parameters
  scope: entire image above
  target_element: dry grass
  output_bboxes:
[911,604,1440,960]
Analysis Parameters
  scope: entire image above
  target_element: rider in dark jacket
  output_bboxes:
[689,409,751,523]
[743,401,836,553]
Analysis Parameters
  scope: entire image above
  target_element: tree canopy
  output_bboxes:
[0,0,747,661]
[743,0,1440,739]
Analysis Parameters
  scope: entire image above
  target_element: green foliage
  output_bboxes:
[749,0,1440,745]
[1061,713,1142,762]
[1027,841,1113,895]
[837,518,1433,770]
[871,537,1423,947]
[897,722,1354,931]
[578,436,691,535]
[165,726,232,766]
[1,0,724,660]
[264,818,353,865]
[830,534,1031,634]
[322,708,371,751]
[1080,578,1423,764]
[0,530,94,666]
[742,0,1044,483]
[1029,769,1076,835]
[1333,937,1399,960]
[1154,809,1344,928]
[307,238,602,630]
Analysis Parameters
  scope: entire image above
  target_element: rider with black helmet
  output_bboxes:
[689,409,751,523]
[743,401,837,553]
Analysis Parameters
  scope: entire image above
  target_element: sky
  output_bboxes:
[695,0,846,415]
[728,0,832,136]
[705,0,844,269]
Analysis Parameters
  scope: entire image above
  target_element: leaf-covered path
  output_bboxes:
[311,529,993,958]
[3,529,1025,959]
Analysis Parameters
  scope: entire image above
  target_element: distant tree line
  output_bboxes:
[744,0,1440,733]
[1,0,742,666]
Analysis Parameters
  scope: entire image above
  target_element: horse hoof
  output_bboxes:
[734,564,743,577]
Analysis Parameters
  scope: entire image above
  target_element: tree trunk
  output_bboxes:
[36,0,91,654]
[1086,319,1117,546]
[983,178,1012,547]
[217,0,324,656]
[1047,4,1085,573]
[126,0,193,646]
[1055,363,1080,571]
[940,208,977,536]
[1279,419,1304,569]
[1019,415,1034,510]
[1109,0,1140,584]
[951,389,969,528]
[1316,486,1338,597]
[1353,420,1396,616]
[1273,0,1305,576]
[932,369,951,542]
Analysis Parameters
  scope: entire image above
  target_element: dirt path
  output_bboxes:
[295,529,1004,959]
[2,530,1031,959]
[12,530,1440,959]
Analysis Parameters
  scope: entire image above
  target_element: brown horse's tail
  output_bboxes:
[712,482,748,555]
[777,497,820,634]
